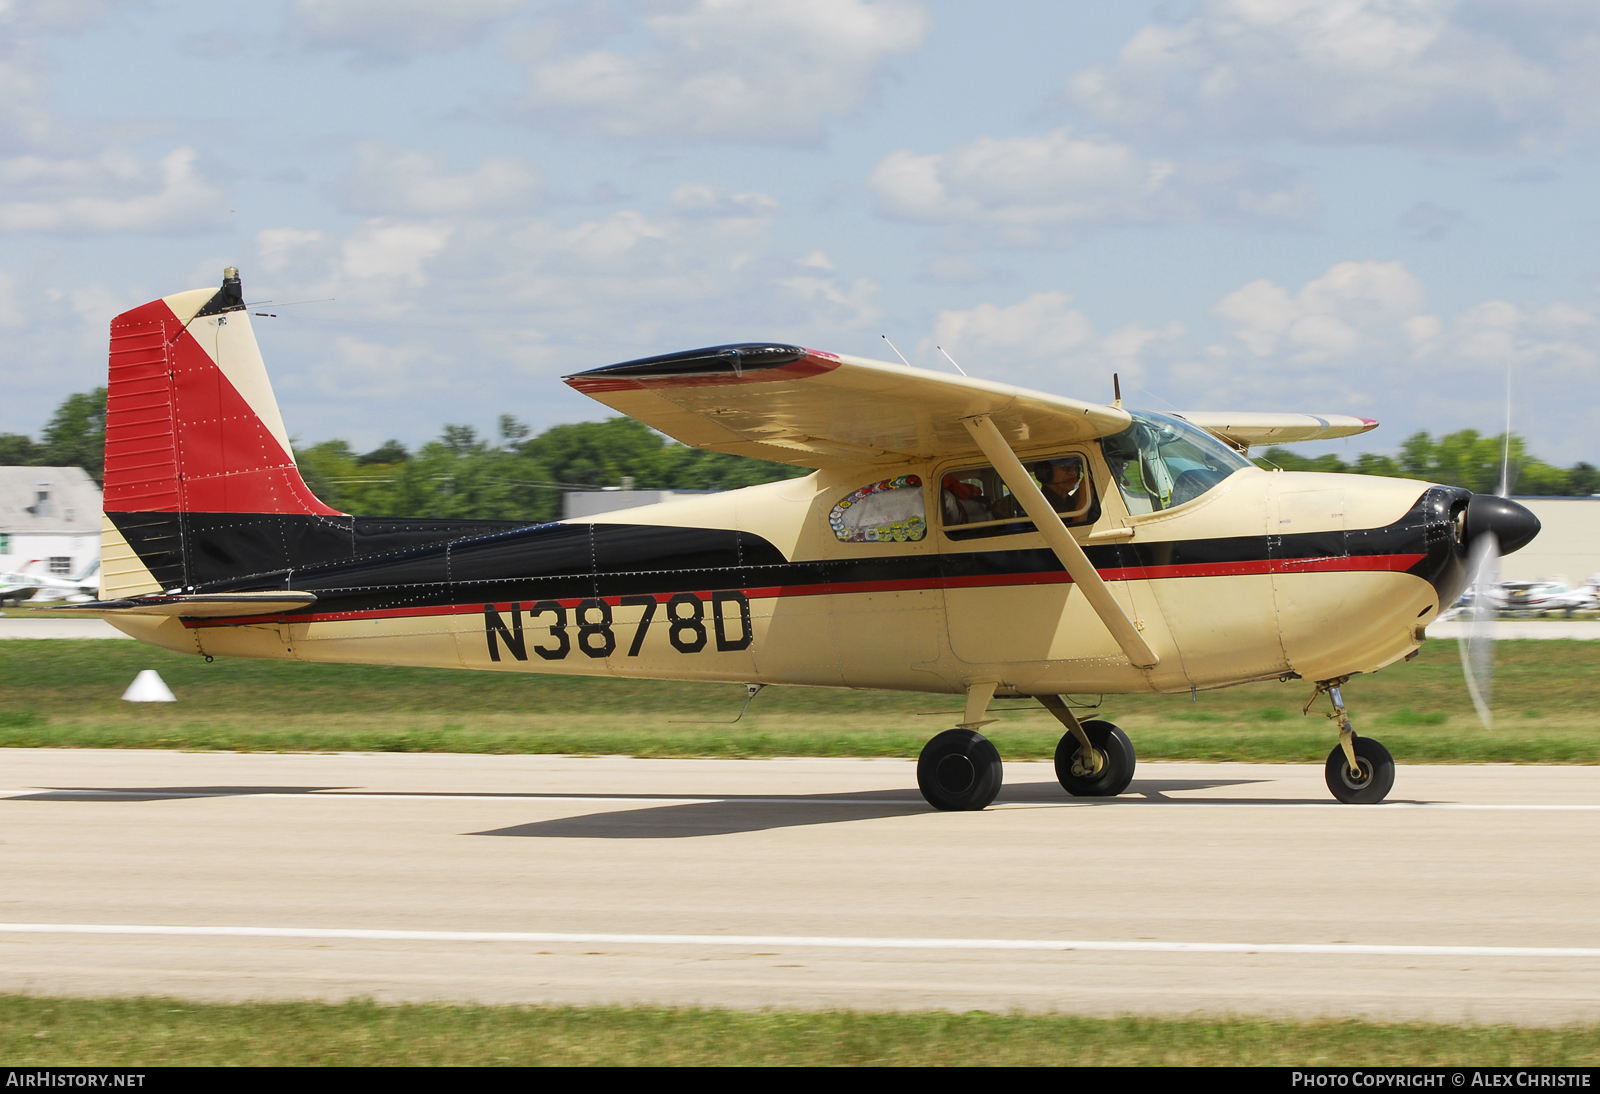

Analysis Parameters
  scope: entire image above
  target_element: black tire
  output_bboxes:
[917,729,1003,811]
[1054,719,1136,797]
[1324,735,1395,804]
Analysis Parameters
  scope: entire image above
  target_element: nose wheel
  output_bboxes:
[1307,678,1395,804]
[1324,735,1395,804]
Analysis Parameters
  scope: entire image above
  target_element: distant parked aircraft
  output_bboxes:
[1,559,100,604]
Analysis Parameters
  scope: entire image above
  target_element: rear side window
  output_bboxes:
[830,474,927,543]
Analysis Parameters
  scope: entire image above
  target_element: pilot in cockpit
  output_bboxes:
[1032,458,1085,514]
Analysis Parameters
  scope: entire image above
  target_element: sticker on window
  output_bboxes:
[830,475,926,543]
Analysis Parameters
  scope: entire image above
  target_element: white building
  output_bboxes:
[0,466,102,581]
[1499,497,1600,586]
[563,488,714,519]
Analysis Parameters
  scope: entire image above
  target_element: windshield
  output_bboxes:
[1101,410,1253,514]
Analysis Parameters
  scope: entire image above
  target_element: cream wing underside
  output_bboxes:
[564,344,1133,469]
[564,343,1378,467]
[1174,411,1378,449]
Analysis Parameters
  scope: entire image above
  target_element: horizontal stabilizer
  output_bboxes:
[1173,411,1377,450]
[48,591,317,619]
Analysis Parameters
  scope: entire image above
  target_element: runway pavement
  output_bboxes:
[2,749,1599,1023]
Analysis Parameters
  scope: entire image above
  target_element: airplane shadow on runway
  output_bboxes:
[5,776,1356,840]
[5,786,350,802]
[473,776,1274,839]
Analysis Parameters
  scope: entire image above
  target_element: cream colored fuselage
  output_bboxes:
[111,453,1440,698]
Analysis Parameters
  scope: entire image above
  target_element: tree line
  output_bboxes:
[4,389,1597,515]
[1256,431,1600,497]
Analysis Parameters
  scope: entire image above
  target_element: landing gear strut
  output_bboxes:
[1038,694,1136,797]
[1306,678,1395,804]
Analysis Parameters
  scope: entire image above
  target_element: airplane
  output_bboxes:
[1491,580,1596,617]
[68,269,1542,808]
[1445,578,1597,619]
[1,558,100,605]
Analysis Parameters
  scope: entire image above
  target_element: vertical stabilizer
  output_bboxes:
[101,268,343,598]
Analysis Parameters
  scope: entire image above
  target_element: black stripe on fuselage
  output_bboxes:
[108,512,534,590]
[106,485,1471,616]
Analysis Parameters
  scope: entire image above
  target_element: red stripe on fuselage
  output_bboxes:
[180,552,1425,628]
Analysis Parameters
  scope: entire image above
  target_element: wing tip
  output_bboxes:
[564,342,839,393]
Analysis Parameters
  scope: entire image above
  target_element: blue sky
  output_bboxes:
[2,0,1598,463]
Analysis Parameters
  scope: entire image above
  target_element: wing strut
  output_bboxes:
[962,414,1160,669]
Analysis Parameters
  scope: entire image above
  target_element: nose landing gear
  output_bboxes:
[1306,678,1395,804]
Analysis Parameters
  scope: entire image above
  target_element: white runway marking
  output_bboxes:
[2,922,1598,959]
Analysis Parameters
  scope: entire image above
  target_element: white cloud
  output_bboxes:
[671,182,778,218]
[780,269,881,332]
[1095,321,1187,386]
[1416,298,1599,375]
[519,0,928,142]
[917,293,1187,389]
[256,227,328,273]
[869,130,1315,242]
[0,147,226,233]
[543,210,673,266]
[334,334,428,376]
[927,292,1094,365]
[1215,260,1425,363]
[1067,0,1600,153]
[340,219,454,285]
[68,284,125,330]
[669,182,777,239]
[334,144,541,215]
[288,0,526,61]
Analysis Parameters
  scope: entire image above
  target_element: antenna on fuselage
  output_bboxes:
[935,345,968,377]
[881,335,913,369]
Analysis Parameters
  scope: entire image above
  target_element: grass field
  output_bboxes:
[3,996,1600,1066]
[1,637,1596,762]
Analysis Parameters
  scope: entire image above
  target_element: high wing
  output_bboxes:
[1173,411,1377,451]
[564,344,1132,468]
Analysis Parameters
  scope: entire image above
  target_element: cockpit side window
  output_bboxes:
[939,453,1098,540]
[1101,410,1252,514]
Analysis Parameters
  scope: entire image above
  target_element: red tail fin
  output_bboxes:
[104,268,339,517]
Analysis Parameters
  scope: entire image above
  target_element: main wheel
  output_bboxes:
[1324,735,1395,804]
[1054,719,1136,797]
[917,729,1003,811]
